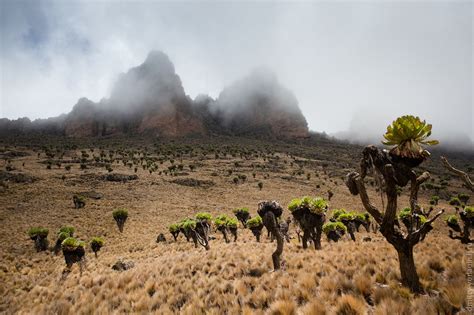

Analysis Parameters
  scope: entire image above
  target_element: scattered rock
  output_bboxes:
[112,258,135,271]
[0,171,37,183]
[170,178,215,188]
[101,174,138,182]
[77,191,103,199]
[156,233,166,243]
[247,268,264,278]
[0,151,29,159]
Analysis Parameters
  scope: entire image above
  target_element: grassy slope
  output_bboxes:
[0,135,472,314]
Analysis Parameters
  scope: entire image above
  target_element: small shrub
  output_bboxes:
[61,237,86,269]
[28,227,49,239]
[246,215,264,242]
[61,237,85,251]
[458,193,470,204]
[449,197,461,206]
[226,218,238,229]
[247,215,263,228]
[112,208,128,232]
[464,206,474,218]
[214,215,230,228]
[322,221,347,234]
[90,237,105,257]
[288,196,328,215]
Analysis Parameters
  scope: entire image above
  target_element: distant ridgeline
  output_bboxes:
[0,51,309,139]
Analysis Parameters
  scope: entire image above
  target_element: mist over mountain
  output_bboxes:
[0,51,309,139]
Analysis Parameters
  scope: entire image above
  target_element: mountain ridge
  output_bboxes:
[0,51,309,139]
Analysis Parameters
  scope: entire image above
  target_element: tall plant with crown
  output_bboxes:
[382,115,439,167]
[346,115,443,293]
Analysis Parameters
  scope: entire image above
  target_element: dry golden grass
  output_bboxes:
[0,145,471,314]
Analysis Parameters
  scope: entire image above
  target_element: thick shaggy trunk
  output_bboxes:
[302,230,309,249]
[263,212,284,271]
[230,228,238,242]
[33,236,48,252]
[219,228,229,243]
[313,226,322,249]
[396,244,422,293]
[272,229,284,270]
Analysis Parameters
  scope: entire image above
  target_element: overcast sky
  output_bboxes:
[0,0,472,144]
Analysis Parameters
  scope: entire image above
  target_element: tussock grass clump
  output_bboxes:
[113,208,128,232]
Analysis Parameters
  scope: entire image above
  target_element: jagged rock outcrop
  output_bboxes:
[1,51,309,139]
[211,68,308,138]
[64,51,205,137]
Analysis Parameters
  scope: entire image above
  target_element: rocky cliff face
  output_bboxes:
[64,51,205,137]
[1,51,309,139]
[211,68,308,138]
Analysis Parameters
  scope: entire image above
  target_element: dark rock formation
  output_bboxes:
[1,51,309,140]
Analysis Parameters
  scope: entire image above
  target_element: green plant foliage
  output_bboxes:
[232,207,249,215]
[354,212,369,222]
[332,209,347,220]
[465,206,474,218]
[90,237,104,247]
[214,214,230,228]
[59,226,74,236]
[398,208,427,224]
[57,232,71,242]
[113,208,128,220]
[61,237,85,251]
[322,222,347,234]
[337,212,355,222]
[429,195,440,205]
[418,215,427,224]
[288,196,328,214]
[226,218,239,229]
[28,227,49,238]
[181,219,196,231]
[449,197,461,206]
[246,215,263,228]
[195,212,213,222]
[382,115,439,159]
[446,215,458,225]
[458,193,470,203]
[169,223,180,233]
[398,207,412,220]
